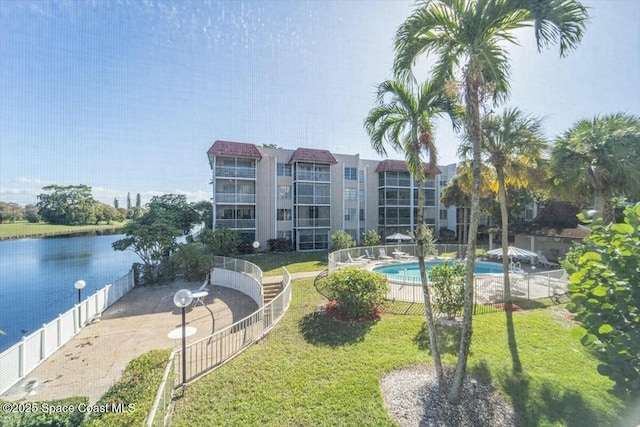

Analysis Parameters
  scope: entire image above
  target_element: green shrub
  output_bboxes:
[0,397,88,427]
[325,267,388,318]
[565,205,640,396]
[429,262,466,319]
[171,243,214,281]
[83,348,172,427]
[360,229,381,246]
[330,230,355,251]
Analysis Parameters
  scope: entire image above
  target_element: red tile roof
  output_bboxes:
[375,159,441,175]
[288,148,337,164]
[207,140,263,159]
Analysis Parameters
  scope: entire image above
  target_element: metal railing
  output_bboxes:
[0,270,135,395]
[146,352,176,427]
[215,166,256,179]
[215,193,256,204]
[146,264,292,426]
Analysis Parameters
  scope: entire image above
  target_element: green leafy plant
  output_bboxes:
[0,397,87,427]
[83,349,172,426]
[324,267,388,319]
[360,229,381,246]
[330,230,355,251]
[429,262,466,319]
[565,204,640,396]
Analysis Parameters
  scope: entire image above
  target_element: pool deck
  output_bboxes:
[1,280,258,404]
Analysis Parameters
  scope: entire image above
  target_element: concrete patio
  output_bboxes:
[1,280,258,404]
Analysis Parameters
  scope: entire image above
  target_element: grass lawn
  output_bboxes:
[0,221,126,239]
[238,251,328,276]
[171,278,629,427]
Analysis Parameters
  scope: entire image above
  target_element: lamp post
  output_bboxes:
[74,280,86,329]
[173,289,193,387]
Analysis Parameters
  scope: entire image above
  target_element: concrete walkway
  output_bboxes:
[1,280,258,404]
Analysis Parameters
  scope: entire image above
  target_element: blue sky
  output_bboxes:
[1,0,638,207]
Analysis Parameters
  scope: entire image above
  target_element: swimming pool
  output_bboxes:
[373,260,504,277]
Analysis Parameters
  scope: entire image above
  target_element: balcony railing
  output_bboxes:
[295,171,330,182]
[215,219,256,229]
[215,193,256,204]
[295,195,331,205]
[295,218,330,227]
[215,166,256,179]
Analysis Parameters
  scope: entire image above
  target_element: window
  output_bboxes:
[439,174,448,187]
[439,209,448,220]
[344,208,357,221]
[277,230,292,240]
[344,188,357,201]
[277,163,292,176]
[278,185,291,199]
[360,209,365,221]
[344,167,357,180]
[359,170,365,183]
[359,189,364,201]
[277,209,291,221]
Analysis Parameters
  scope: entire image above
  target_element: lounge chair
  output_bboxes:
[364,249,375,260]
[537,253,560,269]
[347,254,368,265]
[190,280,209,307]
[378,248,393,260]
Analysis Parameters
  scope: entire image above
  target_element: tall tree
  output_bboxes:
[136,193,141,208]
[461,107,547,373]
[394,0,588,402]
[126,192,132,210]
[37,184,96,225]
[550,113,640,223]
[365,78,460,388]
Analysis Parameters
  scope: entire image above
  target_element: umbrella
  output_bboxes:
[485,246,537,262]
[385,232,413,242]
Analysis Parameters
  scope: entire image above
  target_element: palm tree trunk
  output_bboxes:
[416,177,445,388]
[497,168,512,308]
[449,72,480,404]
[497,168,523,373]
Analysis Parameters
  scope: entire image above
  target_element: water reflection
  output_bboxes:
[0,234,138,352]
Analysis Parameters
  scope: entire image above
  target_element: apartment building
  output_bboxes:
[207,140,457,251]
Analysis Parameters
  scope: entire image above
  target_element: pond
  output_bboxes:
[0,234,139,352]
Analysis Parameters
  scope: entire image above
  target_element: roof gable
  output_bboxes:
[288,148,337,164]
[375,159,441,176]
[207,140,263,159]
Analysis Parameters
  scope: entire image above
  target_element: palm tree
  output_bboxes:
[461,108,547,373]
[460,108,546,307]
[365,79,460,388]
[551,113,640,223]
[394,0,588,402]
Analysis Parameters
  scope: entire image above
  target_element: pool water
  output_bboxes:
[373,260,504,277]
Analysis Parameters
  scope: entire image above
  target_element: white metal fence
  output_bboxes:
[146,264,293,427]
[0,270,135,395]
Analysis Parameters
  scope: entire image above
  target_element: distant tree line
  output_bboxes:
[0,185,147,225]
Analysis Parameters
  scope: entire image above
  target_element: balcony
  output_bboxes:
[295,218,331,228]
[215,193,256,204]
[295,171,330,182]
[215,219,256,229]
[295,195,331,205]
[215,166,256,179]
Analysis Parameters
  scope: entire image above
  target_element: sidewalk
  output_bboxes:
[1,281,258,404]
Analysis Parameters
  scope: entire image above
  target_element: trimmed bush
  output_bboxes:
[0,397,88,427]
[429,262,466,319]
[330,230,355,251]
[324,267,388,319]
[267,238,293,252]
[83,348,172,427]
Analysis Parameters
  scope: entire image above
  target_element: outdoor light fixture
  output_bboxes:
[74,280,86,304]
[74,280,86,329]
[252,241,260,250]
[173,289,193,387]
